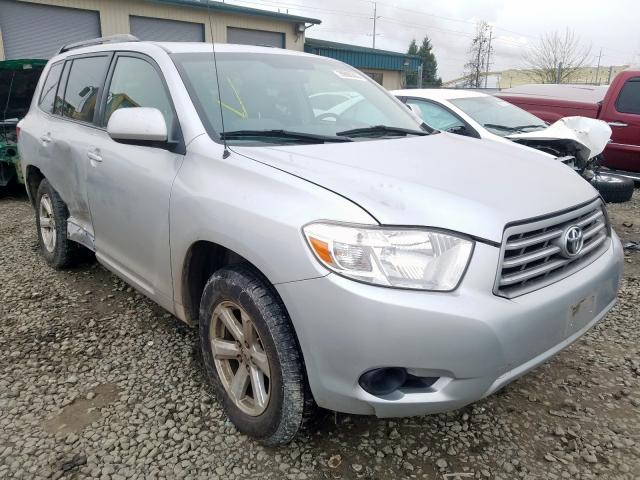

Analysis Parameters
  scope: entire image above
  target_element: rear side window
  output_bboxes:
[104,56,176,139]
[60,56,110,123]
[616,77,640,114]
[38,63,63,114]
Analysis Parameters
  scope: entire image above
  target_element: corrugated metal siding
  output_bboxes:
[0,0,305,59]
[130,15,204,42]
[227,27,284,48]
[305,45,421,71]
[0,0,100,59]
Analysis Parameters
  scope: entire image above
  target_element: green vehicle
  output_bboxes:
[1,59,47,189]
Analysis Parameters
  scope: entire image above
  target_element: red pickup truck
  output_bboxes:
[497,70,640,178]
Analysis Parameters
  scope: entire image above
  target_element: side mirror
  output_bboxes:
[107,107,168,146]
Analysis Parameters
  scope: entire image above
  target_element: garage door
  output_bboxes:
[0,0,101,59]
[227,27,285,48]
[130,16,204,42]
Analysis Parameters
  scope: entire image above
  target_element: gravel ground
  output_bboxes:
[0,186,639,480]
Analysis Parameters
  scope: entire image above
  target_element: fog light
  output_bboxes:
[359,367,407,395]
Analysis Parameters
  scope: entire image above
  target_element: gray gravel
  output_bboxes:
[1,186,639,479]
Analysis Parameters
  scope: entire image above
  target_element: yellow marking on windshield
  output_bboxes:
[217,77,248,119]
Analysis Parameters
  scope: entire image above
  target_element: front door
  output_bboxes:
[600,75,640,171]
[87,53,184,309]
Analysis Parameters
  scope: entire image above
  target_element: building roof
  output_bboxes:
[150,0,322,25]
[304,38,422,71]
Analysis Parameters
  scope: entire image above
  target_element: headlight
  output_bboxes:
[303,222,474,291]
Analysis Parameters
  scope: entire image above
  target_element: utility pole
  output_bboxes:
[370,2,381,49]
[595,48,602,85]
[484,26,493,88]
[607,65,613,84]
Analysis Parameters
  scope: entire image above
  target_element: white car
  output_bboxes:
[392,89,634,202]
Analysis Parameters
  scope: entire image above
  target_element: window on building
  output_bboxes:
[38,63,63,114]
[361,70,383,85]
[104,56,176,140]
[616,77,640,114]
[60,56,110,123]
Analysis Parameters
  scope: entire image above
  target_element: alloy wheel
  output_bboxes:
[39,194,56,253]
[209,301,271,416]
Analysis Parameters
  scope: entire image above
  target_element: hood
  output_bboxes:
[0,60,46,121]
[234,133,598,243]
[507,116,612,164]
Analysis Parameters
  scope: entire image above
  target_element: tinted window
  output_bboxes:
[38,63,63,114]
[616,78,640,114]
[104,56,176,139]
[61,56,109,123]
[407,99,465,132]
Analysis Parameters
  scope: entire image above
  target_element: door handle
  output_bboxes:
[607,121,628,127]
[40,134,52,144]
[87,151,103,163]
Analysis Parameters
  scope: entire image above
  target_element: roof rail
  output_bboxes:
[57,34,140,54]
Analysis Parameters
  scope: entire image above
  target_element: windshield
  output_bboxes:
[172,52,423,144]
[449,96,547,137]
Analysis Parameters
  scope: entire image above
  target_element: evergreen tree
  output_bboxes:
[418,36,442,87]
[406,36,441,87]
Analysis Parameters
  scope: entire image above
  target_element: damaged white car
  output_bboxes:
[392,89,634,203]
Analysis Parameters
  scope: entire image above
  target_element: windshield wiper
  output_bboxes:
[484,123,545,133]
[336,125,430,138]
[220,129,353,143]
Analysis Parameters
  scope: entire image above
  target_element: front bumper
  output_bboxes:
[276,232,623,417]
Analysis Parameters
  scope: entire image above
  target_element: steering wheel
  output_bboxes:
[316,112,340,122]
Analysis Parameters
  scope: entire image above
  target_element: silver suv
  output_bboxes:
[19,38,623,445]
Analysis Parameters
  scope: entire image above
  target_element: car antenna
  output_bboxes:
[206,0,230,159]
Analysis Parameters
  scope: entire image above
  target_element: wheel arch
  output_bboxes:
[25,165,45,207]
[181,240,284,326]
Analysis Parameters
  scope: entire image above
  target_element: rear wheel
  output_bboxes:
[35,179,78,269]
[592,173,634,203]
[199,265,313,446]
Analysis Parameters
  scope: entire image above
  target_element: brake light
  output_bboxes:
[15,125,21,139]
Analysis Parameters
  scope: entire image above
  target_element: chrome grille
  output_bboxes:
[495,199,610,298]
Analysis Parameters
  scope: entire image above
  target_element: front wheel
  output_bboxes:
[592,173,634,203]
[199,265,313,446]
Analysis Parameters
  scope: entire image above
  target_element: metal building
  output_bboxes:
[0,0,321,60]
[304,38,422,90]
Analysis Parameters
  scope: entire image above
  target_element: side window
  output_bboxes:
[53,61,71,116]
[616,77,640,114]
[38,63,63,114]
[104,56,176,139]
[61,56,110,123]
[406,99,465,132]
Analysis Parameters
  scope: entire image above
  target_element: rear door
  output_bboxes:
[600,75,640,171]
[49,54,112,246]
[87,53,185,310]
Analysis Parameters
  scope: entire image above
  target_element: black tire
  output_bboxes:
[592,173,634,203]
[199,265,313,446]
[35,179,78,269]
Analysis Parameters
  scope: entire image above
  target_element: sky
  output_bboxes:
[224,0,640,81]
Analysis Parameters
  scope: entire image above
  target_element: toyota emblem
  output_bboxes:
[561,225,584,257]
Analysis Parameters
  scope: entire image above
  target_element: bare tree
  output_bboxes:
[523,28,592,83]
[462,22,492,88]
